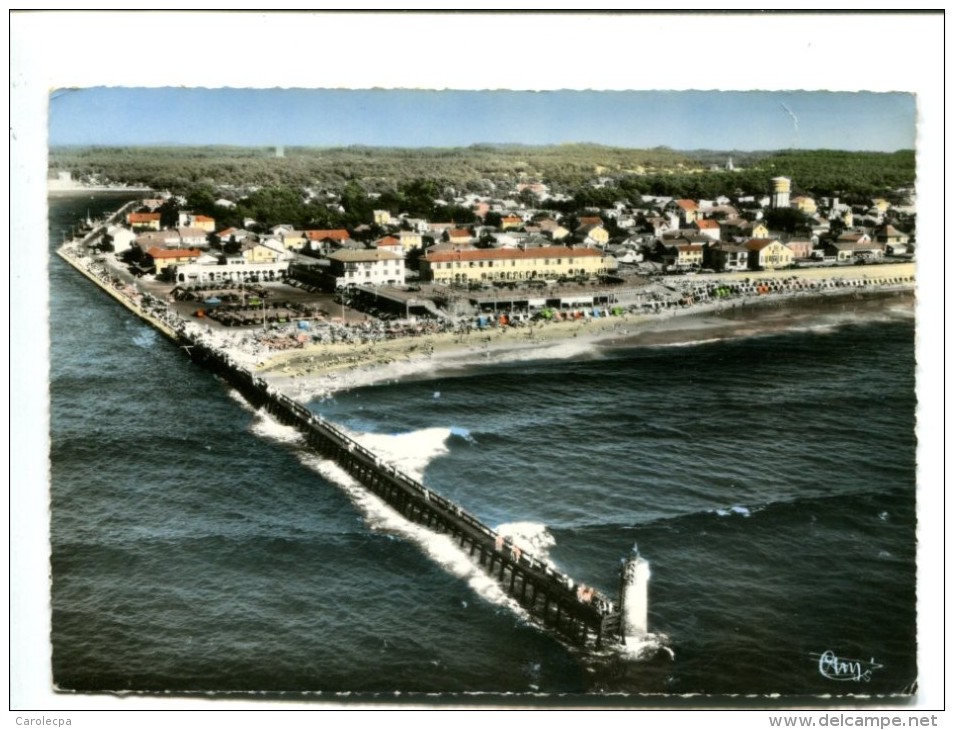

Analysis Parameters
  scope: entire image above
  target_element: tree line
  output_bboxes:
[52,145,916,223]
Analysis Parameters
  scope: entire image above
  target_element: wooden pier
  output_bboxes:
[186,340,625,650]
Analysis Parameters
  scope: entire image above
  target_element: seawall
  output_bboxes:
[57,245,179,340]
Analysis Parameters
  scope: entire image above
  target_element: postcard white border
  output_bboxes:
[10,10,945,722]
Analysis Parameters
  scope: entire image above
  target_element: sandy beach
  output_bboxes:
[57,237,915,405]
[258,285,915,402]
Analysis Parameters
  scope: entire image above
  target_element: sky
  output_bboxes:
[48,87,916,152]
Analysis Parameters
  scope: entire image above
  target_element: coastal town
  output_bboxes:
[61,169,916,373]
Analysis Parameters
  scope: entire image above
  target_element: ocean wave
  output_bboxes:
[248,409,304,445]
[296,453,531,620]
[648,337,725,349]
[225,388,258,414]
[616,633,675,662]
[346,427,453,483]
[495,521,556,563]
[713,505,755,518]
[503,338,604,362]
[449,426,477,444]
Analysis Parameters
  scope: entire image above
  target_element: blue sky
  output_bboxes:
[48,88,916,152]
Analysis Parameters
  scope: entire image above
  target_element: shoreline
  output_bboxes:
[55,232,915,406]
[47,184,153,196]
[258,287,915,402]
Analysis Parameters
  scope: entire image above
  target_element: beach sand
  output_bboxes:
[258,287,915,401]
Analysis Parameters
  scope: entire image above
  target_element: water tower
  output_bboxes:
[770,176,791,209]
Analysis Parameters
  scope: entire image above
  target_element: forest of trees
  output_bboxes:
[50,144,916,221]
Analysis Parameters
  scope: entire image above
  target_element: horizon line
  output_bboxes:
[48,143,916,154]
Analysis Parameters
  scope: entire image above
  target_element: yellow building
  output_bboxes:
[192,215,216,232]
[128,212,161,230]
[242,243,279,264]
[662,243,704,269]
[792,196,817,215]
[147,247,202,274]
[279,230,307,251]
[373,209,392,226]
[398,230,424,252]
[674,200,698,225]
[739,221,771,239]
[422,246,616,285]
[745,238,794,270]
[576,224,609,246]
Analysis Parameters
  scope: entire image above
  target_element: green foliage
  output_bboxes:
[433,204,477,224]
[340,180,373,226]
[401,179,439,218]
[48,143,698,194]
[186,184,217,214]
[158,197,179,229]
[223,235,242,255]
[764,207,814,234]
[49,145,916,223]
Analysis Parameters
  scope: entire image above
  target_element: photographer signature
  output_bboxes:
[812,650,883,682]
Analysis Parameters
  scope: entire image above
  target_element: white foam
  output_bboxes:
[492,337,600,363]
[495,521,556,563]
[297,452,530,619]
[248,409,304,445]
[715,505,752,518]
[651,336,725,349]
[225,388,258,414]
[347,427,452,483]
[618,633,675,662]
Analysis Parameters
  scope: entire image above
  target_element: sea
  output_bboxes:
[46,192,919,702]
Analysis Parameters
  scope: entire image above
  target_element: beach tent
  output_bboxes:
[203,296,222,307]
[297,320,311,330]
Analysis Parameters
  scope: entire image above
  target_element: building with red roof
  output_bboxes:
[421,245,615,285]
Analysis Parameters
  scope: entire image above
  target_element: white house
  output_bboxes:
[327,249,406,289]
[105,225,136,253]
[173,260,290,284]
